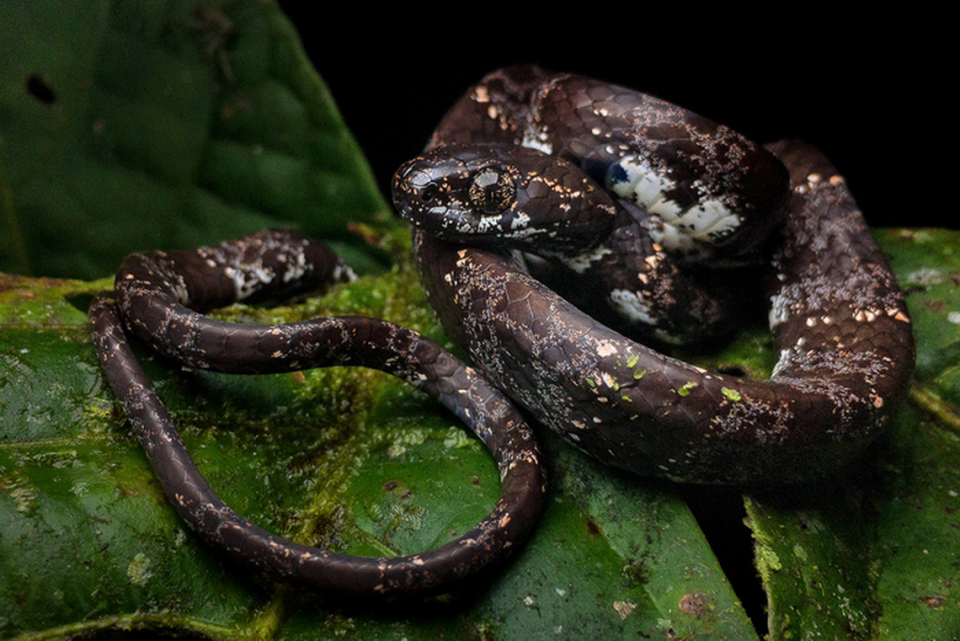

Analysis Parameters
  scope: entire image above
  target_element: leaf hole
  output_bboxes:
[25,73,57,105]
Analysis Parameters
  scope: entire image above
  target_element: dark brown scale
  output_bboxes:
[90,229,545,597]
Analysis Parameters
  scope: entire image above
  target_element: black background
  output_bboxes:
[277,8,940,230]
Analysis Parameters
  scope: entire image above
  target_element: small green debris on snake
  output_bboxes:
[677,381,698,397]
[721,387,741,401]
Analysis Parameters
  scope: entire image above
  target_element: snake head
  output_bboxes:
[392,144,617,256]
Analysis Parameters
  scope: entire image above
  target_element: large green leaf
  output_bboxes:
[743,229,960,640]
[1,2,957,640]
[0,235,755,640]
[3,232,958,641]
[0,0,390,279]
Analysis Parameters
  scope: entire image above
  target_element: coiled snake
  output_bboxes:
[394,65,914,484]
[90,65,914,596]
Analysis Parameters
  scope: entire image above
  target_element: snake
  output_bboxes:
[90,65,915,595]
[89,229,545,597]
[392,65,915,484]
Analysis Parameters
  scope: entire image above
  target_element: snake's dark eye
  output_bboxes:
[468,165,516,215]
[419,183,440,204]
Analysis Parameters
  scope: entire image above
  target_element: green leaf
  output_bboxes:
[0,0,390,279]
[5,231,958,640]
[1,2,957,640]
[745,229,960,640]
[0,234,756,640]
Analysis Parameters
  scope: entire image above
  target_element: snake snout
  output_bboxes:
[392,158,432,214]
[391,158,459,237]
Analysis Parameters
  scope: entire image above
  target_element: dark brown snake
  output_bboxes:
[90,66,914,595]
[89,230,545,597]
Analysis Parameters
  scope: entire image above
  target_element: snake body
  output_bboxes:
[393,66,915,483]
[90,229,545,597]
[91,66,915,595]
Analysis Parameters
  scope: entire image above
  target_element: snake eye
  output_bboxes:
[419,183,440,205]
[468,165,516,215]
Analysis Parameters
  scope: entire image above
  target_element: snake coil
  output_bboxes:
[393,66,914,484]
[91,66,915,597]
[90,229,544,597]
